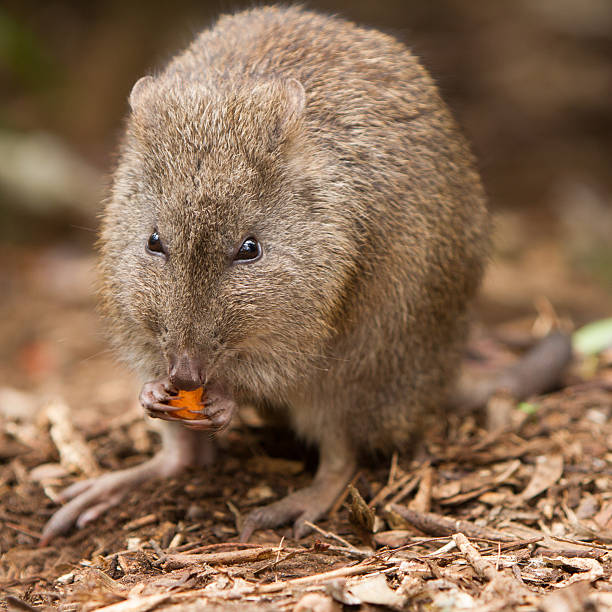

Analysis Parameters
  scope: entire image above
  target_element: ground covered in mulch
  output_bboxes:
[1,237,612,611]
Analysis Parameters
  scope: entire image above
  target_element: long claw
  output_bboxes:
[240,441,356,541]
[147,402,191,415]
[76,497,123,529]
[40,420,216,546]
[182,418,216,431]
[58,478,95,502]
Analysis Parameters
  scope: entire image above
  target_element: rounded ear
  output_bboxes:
[283,78,306,122]
[270,79,306,147]
[249,78,306,149]
[129,76,155,113]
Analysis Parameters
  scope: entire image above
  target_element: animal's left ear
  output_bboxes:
[253,78,306,146]
[279,78,306,129]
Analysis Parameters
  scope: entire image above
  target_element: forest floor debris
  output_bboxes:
[2,245,612,610]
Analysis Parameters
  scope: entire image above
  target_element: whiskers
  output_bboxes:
[219,342,350,374]
[272,347,351,364]
[76,348,114,364]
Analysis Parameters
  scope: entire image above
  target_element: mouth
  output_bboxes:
[171,379,201,392]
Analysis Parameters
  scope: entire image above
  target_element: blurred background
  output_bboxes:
[0,0,611,416]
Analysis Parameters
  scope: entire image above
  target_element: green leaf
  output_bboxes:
[572,318,612,356]
[518,402,539,415]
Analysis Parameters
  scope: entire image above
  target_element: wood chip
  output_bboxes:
[453,532,497,581]
[94,593,172,612]
[45,398,100,477]
[539,581,590,612]
[520,454,563,500]
[337,573,407,608]
[408,466,433,512]
[547,556,605,588]
[123,514,157,530]
[347,484,375,532]
[294,593,341,612]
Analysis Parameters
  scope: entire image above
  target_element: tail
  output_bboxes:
[452,330,573,410]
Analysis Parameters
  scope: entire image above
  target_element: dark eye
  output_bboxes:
[146,230,166,256]
[234,237,261,263]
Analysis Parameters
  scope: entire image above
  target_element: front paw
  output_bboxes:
[184,392,236,432]
[139,377,180,421]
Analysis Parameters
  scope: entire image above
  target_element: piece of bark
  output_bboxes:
[162,547,276,570]
[547,556,605,588]
[388,505,516,542]
[91,593,172,612]
[520,454,564,501]
[45,398,100,477]
[294,593,341,612]
[408,466,433,513]
[452,533,497,581]
[347,485,375,532]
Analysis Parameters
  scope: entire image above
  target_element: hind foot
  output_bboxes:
[241,440,356,540]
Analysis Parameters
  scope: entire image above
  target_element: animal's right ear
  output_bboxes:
[129,76,155,113]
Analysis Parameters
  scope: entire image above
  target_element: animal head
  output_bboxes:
[99,75,354,397]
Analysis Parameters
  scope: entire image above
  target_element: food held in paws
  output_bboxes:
[167,388,206,420]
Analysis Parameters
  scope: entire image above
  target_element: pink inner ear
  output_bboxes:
[129,76,155,112]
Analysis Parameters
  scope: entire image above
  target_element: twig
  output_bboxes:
[253,550,302,575]
[453,532,497,581]
[226,500,243,534]
[496,536,543,552]
[253,540,305,576]
[388,451,399,485]
[162,546,276,570]
[148,539,167,567]
[325,544,373,560]
[424,539,457,557]
[370,471,416,508]
[252,561,388,594]
[2,520,42,539]
[387,473,422,506]
[123,514,157,530]
[275,536,285,565]
[303,520,356,550]
[172,541,264,554]
[549,535,612,551]
[535,546,606,559]
[389,505,516,542]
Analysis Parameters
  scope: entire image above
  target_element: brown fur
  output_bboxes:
[99,5,489,458]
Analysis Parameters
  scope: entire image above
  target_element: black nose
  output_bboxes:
[168,351,205,390]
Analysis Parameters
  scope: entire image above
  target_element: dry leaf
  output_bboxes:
[520,454,563,500]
